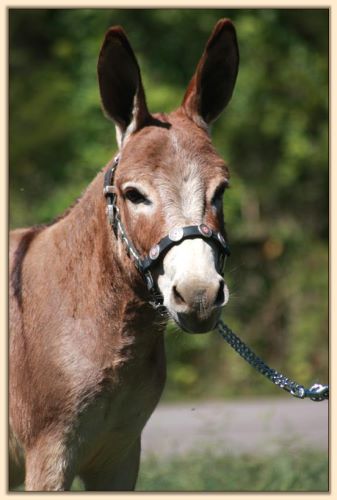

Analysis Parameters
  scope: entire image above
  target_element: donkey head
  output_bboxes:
[98,19,239,333]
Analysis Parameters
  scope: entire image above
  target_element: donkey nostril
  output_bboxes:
[172,285,186,306]
[214,280,225,306]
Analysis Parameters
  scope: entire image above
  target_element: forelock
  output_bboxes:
[157,132,205,227]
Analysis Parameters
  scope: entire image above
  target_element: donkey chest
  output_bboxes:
[105,335,166,422]
[103,385,158,435]
[76,342,166,464]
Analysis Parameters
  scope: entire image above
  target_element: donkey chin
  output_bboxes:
[174,308,224,334]
[157,239,229,334]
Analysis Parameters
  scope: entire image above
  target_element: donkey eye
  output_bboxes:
[211,183,227,206]
[124,188,149,205]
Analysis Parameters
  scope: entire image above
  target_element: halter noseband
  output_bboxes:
[103,155,230,313]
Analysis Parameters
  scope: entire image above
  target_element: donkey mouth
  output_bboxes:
[174,309,222,334]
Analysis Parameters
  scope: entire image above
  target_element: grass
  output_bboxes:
[15,448,328,492]
[135,449,329,492]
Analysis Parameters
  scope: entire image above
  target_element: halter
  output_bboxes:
[103,155,230,313]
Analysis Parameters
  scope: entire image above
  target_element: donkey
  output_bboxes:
[9,19,239,491]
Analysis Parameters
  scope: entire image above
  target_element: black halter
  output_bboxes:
[103,155,230,312]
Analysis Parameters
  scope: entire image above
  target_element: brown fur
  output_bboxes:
[9,19,239,491]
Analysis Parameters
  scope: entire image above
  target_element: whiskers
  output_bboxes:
[223,263,242,303]
[166,319,184,337]
[226,263,243,275]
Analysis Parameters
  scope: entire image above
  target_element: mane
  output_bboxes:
[43,194,84,228]
[11,227,42,310]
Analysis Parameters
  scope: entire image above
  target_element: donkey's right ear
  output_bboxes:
[97,27,151,148]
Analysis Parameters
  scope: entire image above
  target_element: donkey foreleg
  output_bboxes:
[24,436,77,491]
[80,438,141,491]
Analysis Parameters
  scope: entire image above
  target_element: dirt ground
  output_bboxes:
[141,397,328,459]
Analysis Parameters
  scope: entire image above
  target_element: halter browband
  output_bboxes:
[103,155,230,312]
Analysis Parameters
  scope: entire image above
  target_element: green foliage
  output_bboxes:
[9,9,328,400]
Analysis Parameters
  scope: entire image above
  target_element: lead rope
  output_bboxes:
[217,320,329,402]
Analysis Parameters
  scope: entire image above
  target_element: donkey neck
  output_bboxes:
[48,163,161,333]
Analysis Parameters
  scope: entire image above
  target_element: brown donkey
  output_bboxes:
[9,19,239,491]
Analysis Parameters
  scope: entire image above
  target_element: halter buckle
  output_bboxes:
[103,185,116,196]
[106,204,115,226]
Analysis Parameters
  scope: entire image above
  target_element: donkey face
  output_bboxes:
[98,20,239,333]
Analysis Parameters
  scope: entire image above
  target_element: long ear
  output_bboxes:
[182,19,239,127]
[97,26,151,148]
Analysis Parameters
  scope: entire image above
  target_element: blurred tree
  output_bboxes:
[9,8,329,400]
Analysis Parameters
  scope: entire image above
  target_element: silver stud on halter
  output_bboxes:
[149,244,160,261]
[169,227,184,242]
[198,224,212,237]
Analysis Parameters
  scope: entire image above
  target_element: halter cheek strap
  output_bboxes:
[103,155,230,313]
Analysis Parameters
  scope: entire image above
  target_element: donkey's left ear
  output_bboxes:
[182,19,239,127]
[97,26,151,148]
